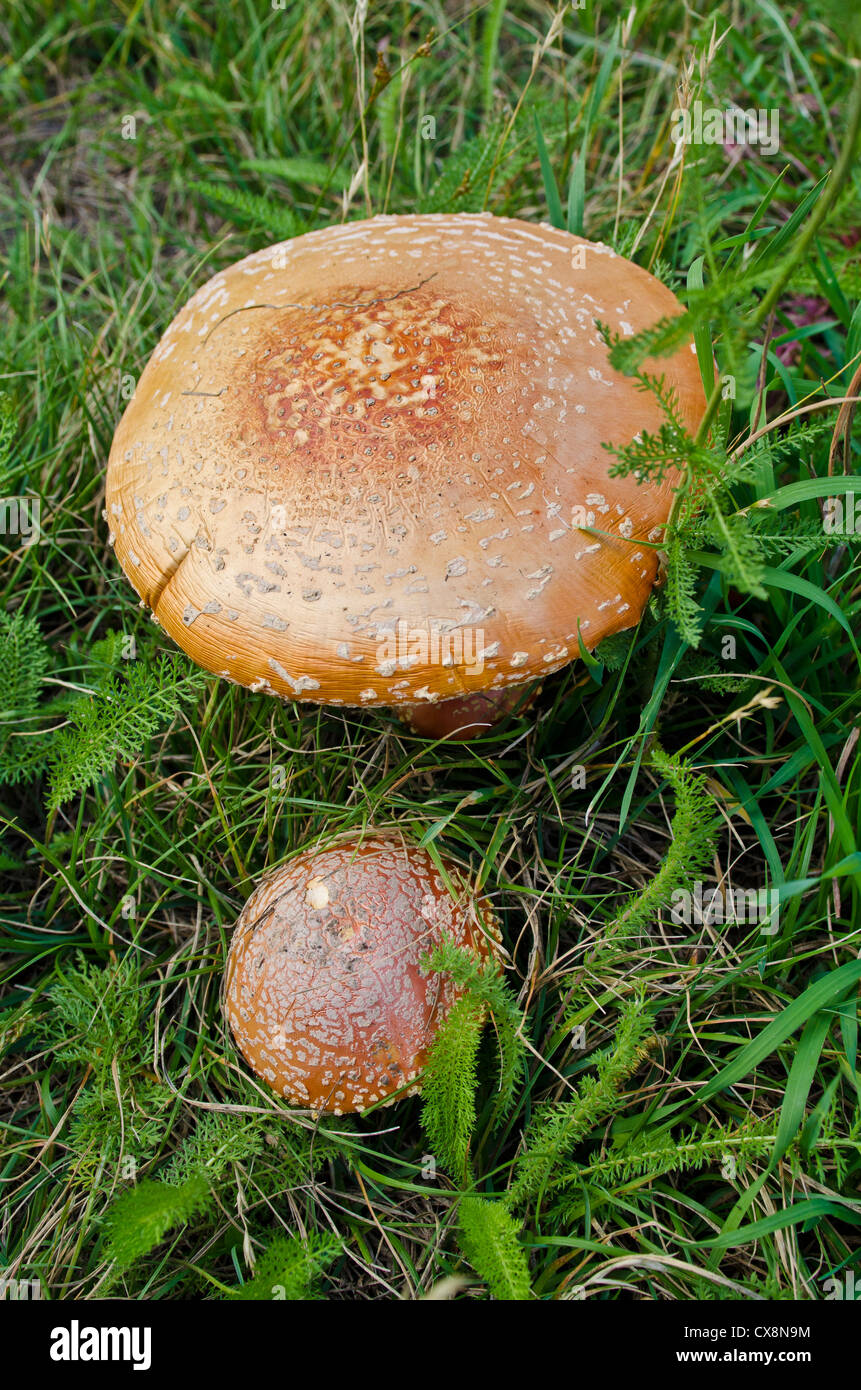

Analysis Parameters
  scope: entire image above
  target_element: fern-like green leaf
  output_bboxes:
[47,651,205,809]
[161,1112,268,1187]
[665,536,705,648]
[190,180,305,239]
[561,1119,776,1191]
[676,650,752,694]
[747,509,859,554]
[705,506,768,598]
[593,630,636,671]
[0,610,53,785]
[419,99,563,215]
[0,391,16,489]
[421,994,484,1178]
[38,954,149,1084]
[0,609,50,720]
[419,121,506,214]
[0,730,54,785]
[458,1195,532,1300]
[230,1233,340,1300]
[507,991,654,1209]
[602,744,720,938]
[425,937,526,1118]
[104,1175,212,1271]
[604,258,781,375]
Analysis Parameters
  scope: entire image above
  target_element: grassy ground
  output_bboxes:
[1,0,860,1302]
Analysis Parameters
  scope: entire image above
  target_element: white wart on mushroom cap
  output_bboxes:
[107,212,706,707]
[223,835,497,1114]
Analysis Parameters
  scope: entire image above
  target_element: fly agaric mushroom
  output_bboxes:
[106,213,706,735]
[223,834,498,1114]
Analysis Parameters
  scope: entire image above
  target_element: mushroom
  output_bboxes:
[402,684,539,741]
[106,212,706,735]
[223,834,498,1114]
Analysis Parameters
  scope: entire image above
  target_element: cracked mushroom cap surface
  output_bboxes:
[223,835,498,1114]
[106,212,706,708]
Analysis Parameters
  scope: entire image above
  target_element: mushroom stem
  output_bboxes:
[399,684,538,741]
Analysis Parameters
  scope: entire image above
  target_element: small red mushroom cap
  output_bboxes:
[224,835,498,1114]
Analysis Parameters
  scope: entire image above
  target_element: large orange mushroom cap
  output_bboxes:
[106,212,706,708]
[223,835,498,1114]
